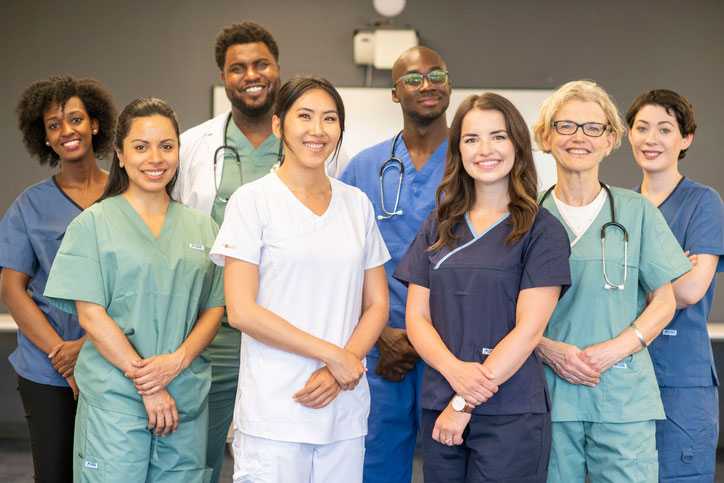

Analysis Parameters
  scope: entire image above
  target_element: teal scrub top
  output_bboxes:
[211,117,279,224]
[540,187,691,423]
[44,196,225,421]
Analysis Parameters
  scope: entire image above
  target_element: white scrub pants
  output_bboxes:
[232,430,364,483]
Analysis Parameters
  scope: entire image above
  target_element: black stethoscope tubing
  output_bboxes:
[378,130,405,220]
[212,113,243,203]
[539,181,628,289]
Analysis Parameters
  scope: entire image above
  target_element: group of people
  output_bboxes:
[0,19,721,483]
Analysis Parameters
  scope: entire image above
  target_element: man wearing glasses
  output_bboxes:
[340,46,451,483]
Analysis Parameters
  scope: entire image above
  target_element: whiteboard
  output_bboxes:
[213,86,557,189]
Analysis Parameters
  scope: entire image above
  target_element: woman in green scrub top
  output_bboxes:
[532,80,690,483]
[45,98,225,482]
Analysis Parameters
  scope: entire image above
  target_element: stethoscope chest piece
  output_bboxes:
[539,182,629,290]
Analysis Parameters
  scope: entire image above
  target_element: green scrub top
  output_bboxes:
[44,196,225,421]
[540,187,691,423]
[210,116,280,224]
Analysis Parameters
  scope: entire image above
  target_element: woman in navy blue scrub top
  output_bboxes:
[628,89,724,481]
[394,93,571,483]
[0,75,116,482]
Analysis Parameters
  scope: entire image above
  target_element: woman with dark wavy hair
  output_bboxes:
[394,92,571,482]
[0,75,115,482]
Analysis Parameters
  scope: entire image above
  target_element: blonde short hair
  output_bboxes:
[532,80,625,153]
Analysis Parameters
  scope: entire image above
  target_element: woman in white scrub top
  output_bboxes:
[210,76,390,483]
[532,80,691,482]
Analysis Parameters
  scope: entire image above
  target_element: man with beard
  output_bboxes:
[173,21,282,483]
[339,46,451,483]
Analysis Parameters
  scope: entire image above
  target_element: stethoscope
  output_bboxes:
[378,130,405,220]
[212,114,243,203]
[539,182,628,290]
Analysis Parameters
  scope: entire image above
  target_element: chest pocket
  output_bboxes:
[177,243,214,293]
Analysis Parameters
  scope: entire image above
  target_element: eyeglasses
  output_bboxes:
[394,70,449,90]
[552,121,610,137]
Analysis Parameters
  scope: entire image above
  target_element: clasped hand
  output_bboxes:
[48,338,84,378]
[142,389,178,436]
[539,341,601,386]
[325,347,366,391]
[125,353,184,395]
[375,327,420,382]
[446,361,498,406]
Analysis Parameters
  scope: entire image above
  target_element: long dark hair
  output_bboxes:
[273,75,345,166]
[99,98,180,202]
[432,93,538,250]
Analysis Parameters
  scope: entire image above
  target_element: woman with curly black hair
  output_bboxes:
[0,75,116,482]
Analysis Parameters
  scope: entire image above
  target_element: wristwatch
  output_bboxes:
[451,395,474,414]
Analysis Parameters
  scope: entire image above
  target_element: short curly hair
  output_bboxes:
[15,75,117,167]
[214,21,279,70]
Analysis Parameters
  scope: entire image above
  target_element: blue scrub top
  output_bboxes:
[635,178,724,387]
[0,177,85,387]
[340,136,446,357]
[393,209,571,415]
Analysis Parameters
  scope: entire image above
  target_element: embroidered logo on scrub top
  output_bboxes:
[481,348,492,355]
[84,461,98,469]
[662,329,677,336]
[189,244,205,250]
[223,243,237,250]
[613,362,627,369]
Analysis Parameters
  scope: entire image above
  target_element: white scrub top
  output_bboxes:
[210,172,390,444]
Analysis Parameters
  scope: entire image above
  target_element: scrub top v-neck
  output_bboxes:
[45,195,225,420]
[539,186,691,423]
[393,209,571,415]
[0,177,86,387]
[210,173,390,445]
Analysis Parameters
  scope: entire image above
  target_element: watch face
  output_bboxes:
[452,395,465,411]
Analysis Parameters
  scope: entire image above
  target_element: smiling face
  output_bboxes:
[628,104,692,175]
[272,88,341,170]
[43,96,98,164]
[460,108,515,191]
[221,42,281,119]
[391,47,451,123]
[117,115,178,196]
[545,100,615,176]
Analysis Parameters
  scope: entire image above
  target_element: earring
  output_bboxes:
[45,141,50,146]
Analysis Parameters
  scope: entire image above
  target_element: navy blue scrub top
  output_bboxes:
[393,208,571,415]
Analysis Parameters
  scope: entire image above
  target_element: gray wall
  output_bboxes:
[1,1,723,300]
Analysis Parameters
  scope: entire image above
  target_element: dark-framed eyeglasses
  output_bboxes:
[552,121,610,137]
[394,70,449,90]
